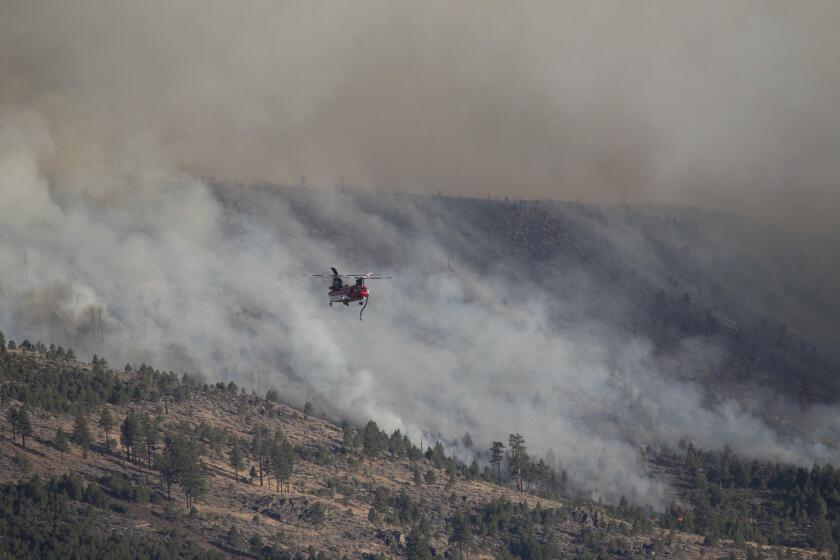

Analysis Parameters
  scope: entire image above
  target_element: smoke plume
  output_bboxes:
[1,1,839,505]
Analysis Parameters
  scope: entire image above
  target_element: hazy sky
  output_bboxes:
[2,1,839,229]
[2,1,840,504]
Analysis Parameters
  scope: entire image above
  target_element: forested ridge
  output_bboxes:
[652,444,840,550]
[1,331,838,559]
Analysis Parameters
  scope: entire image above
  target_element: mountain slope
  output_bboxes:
[0,344,835,559]
[214,182,840,415]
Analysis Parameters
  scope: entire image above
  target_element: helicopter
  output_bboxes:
[303,267,392,320]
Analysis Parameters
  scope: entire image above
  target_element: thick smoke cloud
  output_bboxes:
[1,2,840,506]
[3,110,840,507]
[2,1,839,231]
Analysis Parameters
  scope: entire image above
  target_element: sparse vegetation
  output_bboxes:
[1,342,838,558]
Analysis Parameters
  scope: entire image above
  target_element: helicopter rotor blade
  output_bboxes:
[340,273,392,279]
[302,269,391,279]
[301,274,391,279]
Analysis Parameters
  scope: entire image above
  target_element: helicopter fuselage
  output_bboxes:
[303,268,389,318]
[328,284,369,305]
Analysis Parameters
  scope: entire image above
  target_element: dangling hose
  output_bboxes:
[359,295,369,321]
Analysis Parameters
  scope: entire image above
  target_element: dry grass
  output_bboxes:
[0,350,830,558]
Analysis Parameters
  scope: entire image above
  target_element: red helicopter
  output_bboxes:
[303,267,392,320]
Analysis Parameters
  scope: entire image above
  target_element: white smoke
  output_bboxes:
[2,109,839,507]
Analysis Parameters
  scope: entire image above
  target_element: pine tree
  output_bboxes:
[278,439,294,493]
[449,507,470,558]
[430,442,446,469]
[230,444,245,482]
[390,429,406,457]
[468,459,480,480]
[811,515,834,551]
[120,411,140,464]
[533,458,549,495]
[341,424,355,452]
[363,420,384,468]
[161,432,206,508]
[160,438,178,499]
[227,526,242,547]
[270,430,294,493]
[251,426,269,486]
[17,407,33,448]
[507,433,527,492]
[733,528,746,549]
[141,414,159,468]
[72,413,92,457]
[6,407,18,444]
[99,407,114,450]
[405,434,420,459]
[266,439,278,491]
[181,439,206,509]
[490,441,505,485]
[406,518,434,560]
[54,428,70,452]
